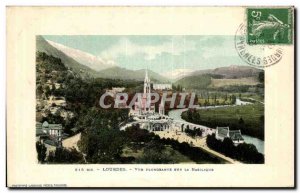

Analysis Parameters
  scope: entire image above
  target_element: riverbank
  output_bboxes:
[181,103,264,140]
[168,103,265,154]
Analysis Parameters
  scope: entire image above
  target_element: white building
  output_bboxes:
[36,121,63,147]
[153,84,172,90]
[216,126,244,145]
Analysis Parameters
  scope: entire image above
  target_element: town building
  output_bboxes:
[215,126,244,145]
[36,121,63,147]
[153,84,172,90]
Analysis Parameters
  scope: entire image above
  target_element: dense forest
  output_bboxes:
[36,52,141,134]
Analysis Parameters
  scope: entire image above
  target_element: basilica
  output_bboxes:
[127,70,172,131]
[129,70,164,117]
[124,70,210,135]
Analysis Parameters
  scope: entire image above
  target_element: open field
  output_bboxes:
[183,103,264,140]
[241,93,264,103]
[198,98,232,106]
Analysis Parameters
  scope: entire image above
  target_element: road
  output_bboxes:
[62,133,81,151]
[154,130,240,164]
[246,97,264,104]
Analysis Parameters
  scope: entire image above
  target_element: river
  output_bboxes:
[242,135,264,154]
[168,104,265,154]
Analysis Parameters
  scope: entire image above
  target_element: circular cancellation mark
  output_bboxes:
[235,23,284,68]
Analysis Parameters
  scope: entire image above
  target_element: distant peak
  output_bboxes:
[45,39,117,72]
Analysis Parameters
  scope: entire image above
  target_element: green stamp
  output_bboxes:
[247,8,293,44]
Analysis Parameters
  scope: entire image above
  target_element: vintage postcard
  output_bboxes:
[6,6,295,188]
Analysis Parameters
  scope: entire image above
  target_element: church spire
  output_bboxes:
[144,69,150,83]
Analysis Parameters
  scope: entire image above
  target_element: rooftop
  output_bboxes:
[229,130,244,141]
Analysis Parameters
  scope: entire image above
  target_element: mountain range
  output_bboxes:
[36,36,168,82]
[36,35,99,77]
[47,40,116,71]
[190,65,262,79]
[36,36,262,84]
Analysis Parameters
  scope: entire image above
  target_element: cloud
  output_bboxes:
[199,37,237,59]
[99,37,197,61]
[162,68,195,80]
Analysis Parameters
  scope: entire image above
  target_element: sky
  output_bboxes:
[43,35,246,75]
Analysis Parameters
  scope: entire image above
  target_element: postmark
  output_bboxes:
[235,23,284,68]
[247,8,293,45]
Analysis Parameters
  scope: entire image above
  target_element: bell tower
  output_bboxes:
[143,69,151,111]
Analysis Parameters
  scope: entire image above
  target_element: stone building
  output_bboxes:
[216,126,244,145]
[153,84,172,90]
[36,121,63,147]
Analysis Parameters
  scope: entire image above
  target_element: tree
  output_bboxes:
[258,72,264,83]
[48,147,84,163]
[36,141,47,163]
[231,95,237,104]
[185,128,202,138]
[44,85,51,98]
[194,112,200,122]
[37,84,43,96]
[204,99,209,106]
[206,134,264,164]
[260,115,264,124]
[214,94,217,104]
[187,109,193,121]
[222,138,235,157]
[137,140,173,164]
[194,94,199,105]
[238,117,245,130]
[236,143,264,163]
[79,127,126,163]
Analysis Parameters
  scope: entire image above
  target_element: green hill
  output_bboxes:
[98,67,169,83]
[174,74,212,90]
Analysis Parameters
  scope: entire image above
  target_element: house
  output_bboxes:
[36,121,63,147]
[216,126,244,145]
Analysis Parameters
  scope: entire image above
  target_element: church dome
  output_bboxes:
[42,121,49,128]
